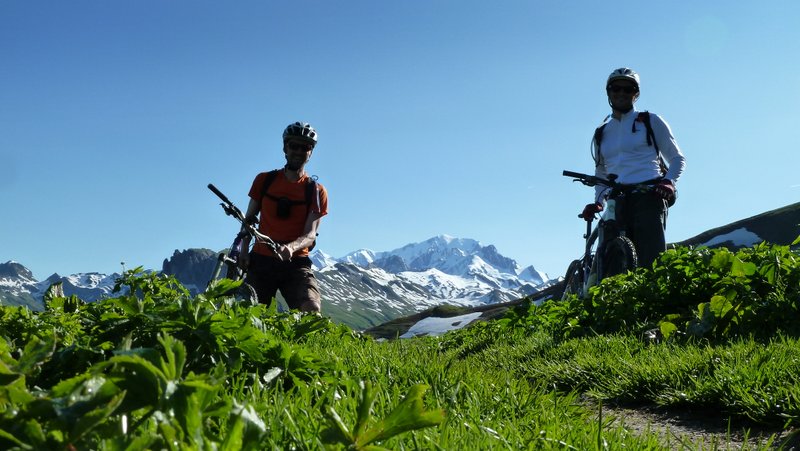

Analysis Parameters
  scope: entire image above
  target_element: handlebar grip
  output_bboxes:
[207,183,233,204]
[562,170,588,179]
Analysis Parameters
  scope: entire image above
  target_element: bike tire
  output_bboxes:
[600,236,638,279]
[561,259,584,299]
[236,281,259,305]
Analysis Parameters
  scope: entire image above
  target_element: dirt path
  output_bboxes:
[600,404,799,449]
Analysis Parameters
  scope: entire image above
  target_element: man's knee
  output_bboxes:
[298,299,321,313]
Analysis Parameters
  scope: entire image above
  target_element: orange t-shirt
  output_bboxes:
[248,170,328,258]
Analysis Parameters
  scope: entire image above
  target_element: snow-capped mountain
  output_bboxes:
[333,235,548,286]
[0,260,122,310]
[0,236,551,329]
[0,261,38,299]
[3,201,798,333]
[309,235,552,328]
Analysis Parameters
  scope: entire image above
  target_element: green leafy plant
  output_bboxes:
[322,381,445,450]
[3,243,800,449]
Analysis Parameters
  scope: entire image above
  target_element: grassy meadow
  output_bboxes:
[1,241,799,449]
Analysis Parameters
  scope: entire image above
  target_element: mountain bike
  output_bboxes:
[561,170,640,298]
[207,183,280,304]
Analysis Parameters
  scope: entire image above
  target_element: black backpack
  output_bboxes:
[259,169,319,213]
[259,170,320,248]
[592,111,667,176]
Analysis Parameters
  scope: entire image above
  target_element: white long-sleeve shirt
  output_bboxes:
[593,109,685,204]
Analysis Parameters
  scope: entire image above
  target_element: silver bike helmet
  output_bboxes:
[282,122,318,145]
[606,68,640,88]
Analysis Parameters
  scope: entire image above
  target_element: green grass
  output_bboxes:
[1,242,799,449]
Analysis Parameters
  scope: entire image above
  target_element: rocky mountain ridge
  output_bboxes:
[0,235,551,329]
[4,202,798,331]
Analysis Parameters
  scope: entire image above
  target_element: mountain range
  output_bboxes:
[0,235,551,330]
[3,201,798,332]
[366,201,800,338]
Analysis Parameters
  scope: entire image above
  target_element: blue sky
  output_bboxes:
[2,1,799,280]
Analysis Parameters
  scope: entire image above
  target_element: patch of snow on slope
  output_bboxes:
[400,312,483,338]
[703,228,763,248]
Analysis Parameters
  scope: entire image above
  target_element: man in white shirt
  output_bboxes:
[581,68,686,267]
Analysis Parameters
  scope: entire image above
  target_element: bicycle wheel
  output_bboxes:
[236,281,259,305]
[600,236,638,279]
[561,259,584,299]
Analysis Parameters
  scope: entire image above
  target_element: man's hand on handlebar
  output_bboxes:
[276,244,293,262]
[653,179,676,202]
[580,203,603,221]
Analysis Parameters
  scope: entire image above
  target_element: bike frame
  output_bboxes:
[574,200,619,297]
[206,183,278,289]
[563,170,640,298]
[207,229,247,287]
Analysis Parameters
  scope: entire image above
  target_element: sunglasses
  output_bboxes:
[286,141,313,152]
[607,85,638,94]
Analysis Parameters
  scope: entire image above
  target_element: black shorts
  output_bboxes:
[244,253,321,312]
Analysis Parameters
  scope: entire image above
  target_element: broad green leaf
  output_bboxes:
[356,384,445,446]
[355,380,376,437]
[710,251,733,270]
[204,278,243,300]
[759,261,778,285]
[324,405,354,444]
[174,389,204,446]
[361,445,393,451]
[220,415,245,451]
[731,258,757,278]
[157,334,186,381]
[0,428,32,449]
[51,372,94,398]
[21,419,46,447]
[0,372,22,386]
[659,321,678,339]
[94,355,166,406]
[69,391,125,443]
[16,335,55,376]
[709,295,733,317]
[292,315,332,338]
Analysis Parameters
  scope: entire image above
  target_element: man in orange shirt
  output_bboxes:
[239,122,329,312]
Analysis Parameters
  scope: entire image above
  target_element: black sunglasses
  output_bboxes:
[607,85,638,94]
[286,141,313,152]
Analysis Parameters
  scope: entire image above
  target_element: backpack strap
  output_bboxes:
[633,111,659,152]
[304,176,319,212]
[592,115,610,167]
[259,169,279,200]
[260,169,319,210]
[636,111,669,176]
[594,111,667,176]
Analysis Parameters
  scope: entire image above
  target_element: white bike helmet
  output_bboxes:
[606,68,640,88]
[282,122,318,145]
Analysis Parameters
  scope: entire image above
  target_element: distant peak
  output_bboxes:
[0,261,36,281]
[423,235,480,247]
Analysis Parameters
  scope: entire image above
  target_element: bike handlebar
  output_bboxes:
[208,183,233,205]
[207,183,278,253]
[562,170,619,188]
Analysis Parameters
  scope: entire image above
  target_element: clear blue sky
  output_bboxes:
[2,1,799,280]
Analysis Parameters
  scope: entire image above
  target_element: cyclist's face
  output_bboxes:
[606,81,639,111]
[283,140,314,170]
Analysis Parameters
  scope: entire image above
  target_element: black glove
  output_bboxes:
[653,179,676,202]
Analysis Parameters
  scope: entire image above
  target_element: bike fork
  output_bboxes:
[581,219,593,296]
